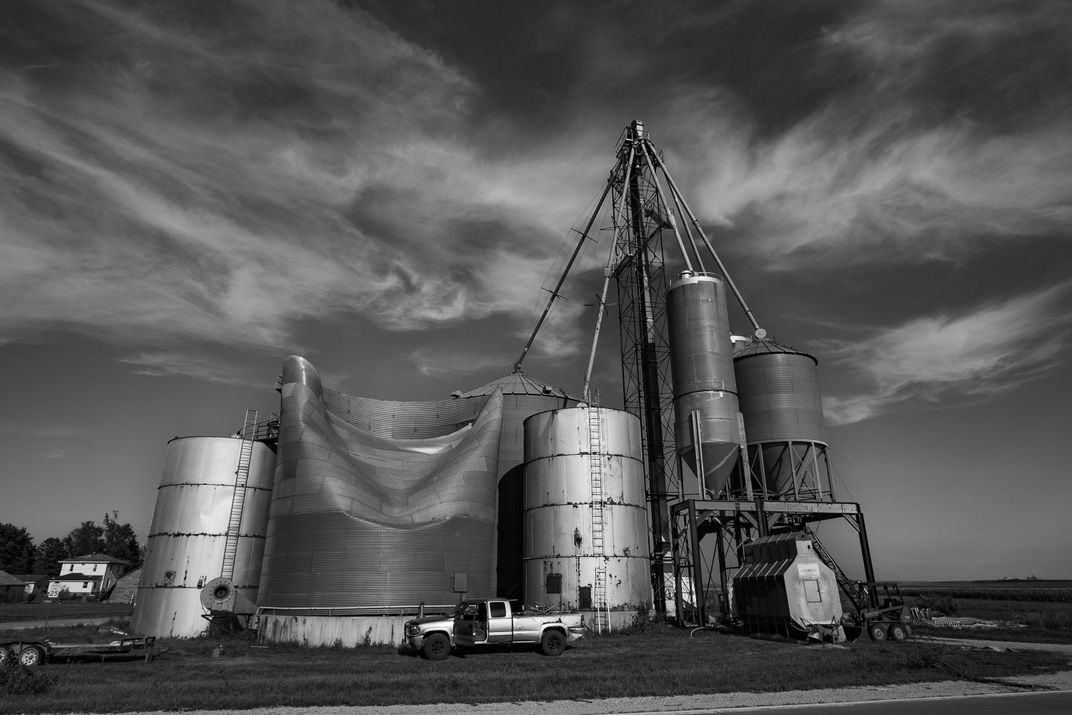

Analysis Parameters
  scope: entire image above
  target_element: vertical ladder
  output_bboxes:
[221,409,257,580]
[588,406,609,633]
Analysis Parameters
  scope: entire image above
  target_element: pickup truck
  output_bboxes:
[404,610,457,661]
[452,599,584,658]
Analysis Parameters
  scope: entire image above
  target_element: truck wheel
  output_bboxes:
[19,645,45,667]
[422,633,450,661]
[0,647,11,668]
[888,623,908,641]
[540,629,565,656]
[867,624,887,641]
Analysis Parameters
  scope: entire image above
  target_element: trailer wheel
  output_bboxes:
[0,647,11,668]
[867,624,887,641]
[540,629,565,656]
[888,623,908,641]
[422,633,450,661]
[18,645,45,667]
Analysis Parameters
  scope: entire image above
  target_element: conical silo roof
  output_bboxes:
[454,371,576,401]
[733,337,817,364]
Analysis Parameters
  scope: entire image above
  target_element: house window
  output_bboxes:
[83,582,89,588]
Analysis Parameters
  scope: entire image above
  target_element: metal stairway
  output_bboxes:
[588,406,609,633]
[803,527,867,611]
[221,409,257,580]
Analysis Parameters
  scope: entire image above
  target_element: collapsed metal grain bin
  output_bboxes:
[522,406,651,626]
[131,436,275,638]
[733,339,831,500]
[257,356,504,609]
[732,532,844,640]
[666,271,742,495]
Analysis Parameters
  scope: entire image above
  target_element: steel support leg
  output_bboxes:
[855,512,878,608]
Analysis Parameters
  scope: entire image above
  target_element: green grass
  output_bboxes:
[0,603,133,624]
[2,625,1068,713]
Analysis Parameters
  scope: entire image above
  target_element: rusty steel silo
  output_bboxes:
[733,339,831,500]
[522,406,651,626]
[666,271,742,496]
[132,436,275,638]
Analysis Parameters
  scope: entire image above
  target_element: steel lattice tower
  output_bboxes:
[608,122,680,614]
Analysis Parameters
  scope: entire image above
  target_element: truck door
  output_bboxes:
[456,601,487,642]
[487,600,513,643]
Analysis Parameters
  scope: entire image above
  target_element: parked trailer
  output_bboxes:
[0,637,156,667]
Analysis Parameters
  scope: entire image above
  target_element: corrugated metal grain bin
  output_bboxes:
[257,356,504,608]
[734,339,831,499]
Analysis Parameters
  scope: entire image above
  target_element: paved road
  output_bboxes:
[914,635,1072,654]
[139,673,1072,715]
[651,691,1072,714]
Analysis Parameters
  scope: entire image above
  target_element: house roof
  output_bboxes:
[0,570,25,587]
[11,574,49,583]
[59,553,131,565]
[55,572,103,582]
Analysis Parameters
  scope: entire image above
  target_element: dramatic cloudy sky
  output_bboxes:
[2,0,1070,581]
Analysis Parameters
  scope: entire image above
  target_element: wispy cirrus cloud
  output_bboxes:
[819,282,1072,424]
[0,424,84,438]
[408,347,513,380]
[681,0,1072,266]
[119,351,274,388]
[0,0,606,356]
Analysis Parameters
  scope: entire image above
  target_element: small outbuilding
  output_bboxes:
[11,574,50,602]
[0,570,26,603]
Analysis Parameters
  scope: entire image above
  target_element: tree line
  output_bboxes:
[0,512,143,577]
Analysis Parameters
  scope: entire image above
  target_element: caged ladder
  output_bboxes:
[221,409,257,580]
[588,405,610,633]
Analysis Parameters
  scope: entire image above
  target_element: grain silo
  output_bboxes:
[666,271,742,496]
[131,434,275,638]
[733,339,831,499]
[522,406,651,631]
